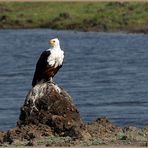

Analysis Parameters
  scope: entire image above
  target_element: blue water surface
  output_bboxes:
[0,29,148,131]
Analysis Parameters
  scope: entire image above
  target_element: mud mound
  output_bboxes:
[4,82,83,144]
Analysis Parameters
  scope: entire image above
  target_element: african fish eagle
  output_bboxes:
[32,38,64,87]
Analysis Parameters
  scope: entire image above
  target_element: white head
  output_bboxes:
[49,38,60,48]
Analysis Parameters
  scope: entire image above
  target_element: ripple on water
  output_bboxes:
[0,29,148,130]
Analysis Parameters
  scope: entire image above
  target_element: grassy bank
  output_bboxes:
[0,2,148,33]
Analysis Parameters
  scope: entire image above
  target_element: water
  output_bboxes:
[0,29,148,131]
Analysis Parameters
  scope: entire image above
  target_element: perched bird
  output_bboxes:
[32,38,64,87]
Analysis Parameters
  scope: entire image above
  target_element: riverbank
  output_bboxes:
[0,2,148,33]
[1,117,148,147]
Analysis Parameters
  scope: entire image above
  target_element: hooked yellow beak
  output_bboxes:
[50,39,55,46]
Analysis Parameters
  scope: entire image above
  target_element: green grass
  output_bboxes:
[0,2,148,32]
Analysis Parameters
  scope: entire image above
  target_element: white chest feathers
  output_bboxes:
[47,49,64,68]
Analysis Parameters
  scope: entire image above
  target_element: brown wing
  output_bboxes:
[32,51,51,87]
[32,50,63,87]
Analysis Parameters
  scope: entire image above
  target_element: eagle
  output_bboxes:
[32,38,64,87]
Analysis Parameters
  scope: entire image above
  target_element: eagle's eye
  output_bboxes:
[53,40,55,43]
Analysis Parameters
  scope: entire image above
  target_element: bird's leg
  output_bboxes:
[51,77,56,85]
[50,77,53,82]
[47,77,55,84]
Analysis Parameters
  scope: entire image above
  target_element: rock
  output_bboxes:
[3,82,83,144]
[26,139,35,146]
[17,82,83,138]
[0,131,5,144]
[3,82,84,144]
[4,124,52,144]
[86,117,121,140]
[80,129,92,140]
